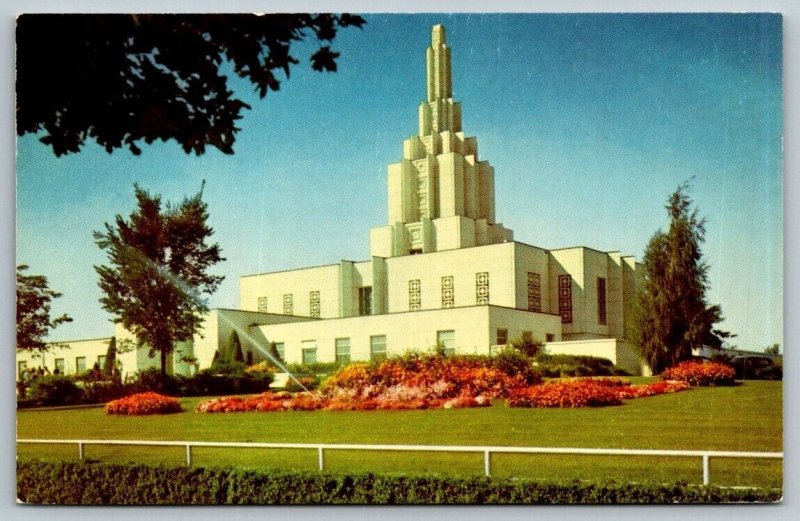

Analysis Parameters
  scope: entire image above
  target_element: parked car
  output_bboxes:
[729,355,782,380]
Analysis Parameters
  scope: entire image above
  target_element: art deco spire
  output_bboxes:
[426,24,452,102]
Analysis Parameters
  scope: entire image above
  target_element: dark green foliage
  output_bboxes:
[94,185,224,377]
[534,354,628,378]
[511,336,542,358]
[637,184,729,374]
[17,461,781,505]
[25,376,83,406]
[16,265,72,353]
[102,337,117,376]
[17,14,366,157]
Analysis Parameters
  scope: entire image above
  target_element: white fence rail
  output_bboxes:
[17,438,782,486]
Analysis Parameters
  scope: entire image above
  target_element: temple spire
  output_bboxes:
[426,24,452,101]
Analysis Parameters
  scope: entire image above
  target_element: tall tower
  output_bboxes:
[370,25,513,258]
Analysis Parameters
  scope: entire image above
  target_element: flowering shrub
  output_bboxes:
[660,361,736,386]
[507,380,623,408]
[194,391,324,413]
[507,378,690,408]
[321,351,539,403]
[105,392,183,415]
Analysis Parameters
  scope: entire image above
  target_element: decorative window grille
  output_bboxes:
[527,272,541,312]
[441,276,454,308]
[257,296,268,313]
[558,275,573,324]
[310,291,320,318]
[476,272,489,305]
[597,277,607,325]
[283,294,293,316]
[409,279,421,310]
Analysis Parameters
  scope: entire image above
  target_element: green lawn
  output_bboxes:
[17,380,782,487]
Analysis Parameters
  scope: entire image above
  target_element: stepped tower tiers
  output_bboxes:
[370,25,513,258]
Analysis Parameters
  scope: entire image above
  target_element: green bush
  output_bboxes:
[534,354,628,378]
[25,376,83,406]
[181,372,273,396]
[17,461,781,505]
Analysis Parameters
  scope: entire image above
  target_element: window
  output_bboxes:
[558,275,573,324]
[597,277,607,325]
[441,276,454,308]
[283,294,293,315]
[335,338,351,365]
[76,357,87,374]
[409,279,421,311]
[476,272,489,305]
[437,330,456,357]
[359,287,373,316]
[55,358,65,374]
[274,342,285,361]
[370,335,387,361]
[496,328,508,345]
[301,340,317,364]
[527,272,541,312]
[257,296,268,313]
[97,355,106,369]
[310,290,320,318]
[545,333,555,343]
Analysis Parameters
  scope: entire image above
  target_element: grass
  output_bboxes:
[16,380,782,487]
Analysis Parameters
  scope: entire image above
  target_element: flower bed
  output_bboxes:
[105,392,183,415]
[660,361,736,386]
[507,378,690,408]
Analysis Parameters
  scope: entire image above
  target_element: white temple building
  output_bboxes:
[20,25,646,379]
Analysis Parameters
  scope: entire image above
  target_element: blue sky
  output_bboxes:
[16,13,783,351]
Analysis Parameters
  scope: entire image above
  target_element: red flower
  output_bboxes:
[105,392,182,415]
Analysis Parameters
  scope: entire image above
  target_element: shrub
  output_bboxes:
[127,368,183,395]
[660,361,735,386]
[507,380,623,408]
[105,392,183,415]
[534,353,627,378]
[25,375,83,406]
[17,461,782,504]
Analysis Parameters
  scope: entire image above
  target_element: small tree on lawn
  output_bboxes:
[16,264,73,354]
[637,183,730,373]
[94,184,224,378]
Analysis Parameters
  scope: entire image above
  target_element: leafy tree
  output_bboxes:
[637,183,730,373]
[764,343,780,355]
[17,13,366,157]
[94,184,224,377]
[16,265,73,353]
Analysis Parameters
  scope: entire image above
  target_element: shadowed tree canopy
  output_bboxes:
[16,265,73,353]
[637,183,731,374]
[94,184,224,377]
[17,13,366,156]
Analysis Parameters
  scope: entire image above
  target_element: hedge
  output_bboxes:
[17,461,781,505]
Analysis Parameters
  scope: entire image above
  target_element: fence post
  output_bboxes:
[702,454,710,485]
[78,442,84,461]
[318,447,324,471]
[484,450,491,477]
[186,444,192,467]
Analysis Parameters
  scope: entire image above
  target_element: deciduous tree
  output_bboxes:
[94,184,224,377]
[637,183,729,373]
[16,265,73,353]
[17,13,365,156]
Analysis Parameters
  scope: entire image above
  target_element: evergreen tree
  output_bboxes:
[16,265,73,353]
[637,183,728,373]
[102,337,117,376]
[229,331,245,364]
[94,184,224,377]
